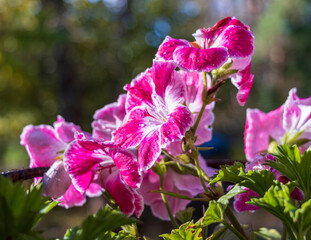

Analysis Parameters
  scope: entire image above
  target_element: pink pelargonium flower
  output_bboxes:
[92,94,127,141]
[245,88,311,161]
[113,60,193,171]
[175,70,214,145]
[20,116,101,208]
[156,17,254,106]
[63,134,143,217]
[138,141,216,220]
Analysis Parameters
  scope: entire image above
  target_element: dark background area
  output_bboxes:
[1,0,311,238]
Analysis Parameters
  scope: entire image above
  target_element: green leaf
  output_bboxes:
[63,206,138,240]
[254,228,281,240]
[249,182,298,237]
[210,162,275,197]
[198,201,224,227]
[0,176,56,239]
[217,185,245,205]
[240,170,275,197]
[175,207,195,224]
[270,145,311,198]
[63,227,81,240]
[160,221,202,240]
[209,162,244,185]
[293,199,311,234]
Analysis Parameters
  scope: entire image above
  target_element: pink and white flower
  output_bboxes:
[156,16,254,106]
[113,60,193,171]
[63,134,143,217]
[245,88,311,161]
[20,116,101,208]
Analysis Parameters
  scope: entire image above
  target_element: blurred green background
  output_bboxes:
[0,0,311,238]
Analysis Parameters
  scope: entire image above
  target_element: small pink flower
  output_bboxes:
[157,17,254,72]
[63,134,143,217]
[20,116,101,208]
[113,60,193,171]
[245,88,311,161]
[156,17,254,106]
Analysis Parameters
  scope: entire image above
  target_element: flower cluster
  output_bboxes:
[21,16,255,219]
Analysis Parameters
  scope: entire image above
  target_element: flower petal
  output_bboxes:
[156,36,192,61]
[152,60,184,105]
[42,160,71,199]
[284,88,311,139]
[64,139,113,193]
[113,107,159,148]
[234,188,260,212]
[212,25,254,58]
[104,170,136,216]
[244,107,285,161]
[108,147,142,188]
[54,115,88,143]
[231,63,254,106]
[125,69,154,112]
[173,46,228,72]
[86,183,103,197]
[57,183,86,209]
[92,94,127,141]
[138,129,162,171]
[160,105,193,145]
[20,125,66,168]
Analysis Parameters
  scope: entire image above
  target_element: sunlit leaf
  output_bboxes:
[160,221,202,240]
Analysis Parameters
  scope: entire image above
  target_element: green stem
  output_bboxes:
[221,220,247,240]
[225,207,249,240]
[209,226,227,240]
[281,226,287,240]
[194,154,210,193]
[159,173,179,228]
[192,71,208,136]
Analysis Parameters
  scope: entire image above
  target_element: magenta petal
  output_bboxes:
[234,188,260,212]
[54,115,87,143]
[213,25,254,58]
[57,184,86,208]
[133,190,144,218]
[108,147,142,188]
[105,171,136,216]
[86,183,102,197]
[152,60,183,102]
[64,139,110,193]
[244,107,285,161]
[125,69,154,112]
[20,125,67,168]
[160,105,193,145]
[42,160,71,199]
[92,94,127,141]
[173,46,228,72]
[156,36,192,61]
[139,129,162,171]
[284,88,311,139]
[113,108,158,148]
[231,63,254,106]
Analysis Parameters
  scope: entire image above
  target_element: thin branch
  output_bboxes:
[1,167,49,182]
